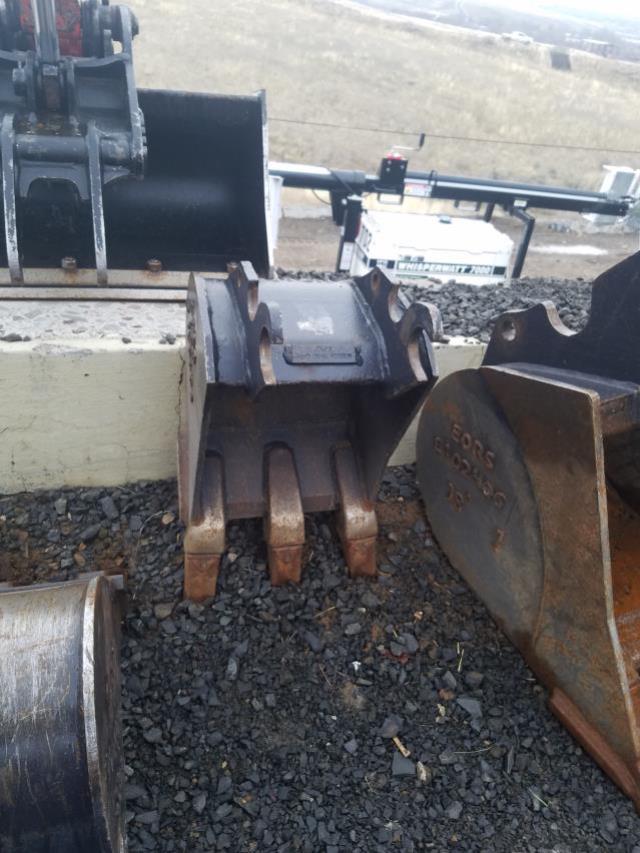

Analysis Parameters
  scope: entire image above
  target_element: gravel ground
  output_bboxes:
[409,277,594,342]
[2,470,640,852]
[275,268,595,343]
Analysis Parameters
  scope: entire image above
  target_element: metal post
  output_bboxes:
[31,0,60,63]
[511,207,535,279]
[484,202,495,222]
[335,194,363,274]
[330,191,347,226]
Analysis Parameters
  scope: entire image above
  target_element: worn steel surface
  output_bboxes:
[0,575,124,852]
[417,251,640,808]
[179,262,440,599]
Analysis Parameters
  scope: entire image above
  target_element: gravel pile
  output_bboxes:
[276,268,594,343]
[410,277,593,342]
[2,470,640,851]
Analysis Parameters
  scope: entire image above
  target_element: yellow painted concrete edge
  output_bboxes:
[0,338,484,494]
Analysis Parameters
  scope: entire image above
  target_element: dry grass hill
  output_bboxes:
[132,0,640,189]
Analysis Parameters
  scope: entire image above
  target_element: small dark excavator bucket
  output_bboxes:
[102,89,271,276]
[417,251,640,809]
[179,263,441,599]
[0,575,124,853]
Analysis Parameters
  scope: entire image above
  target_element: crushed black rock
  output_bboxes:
[379,714,403,739]
[391,753,415,777]
[457,696,483,718]
[406,276,594,342]
[276,268,595,343]
[2,468,640,851]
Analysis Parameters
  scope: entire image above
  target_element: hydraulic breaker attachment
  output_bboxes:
[0,574,124,852]
[179,263,441,600]
[417,251,640,808]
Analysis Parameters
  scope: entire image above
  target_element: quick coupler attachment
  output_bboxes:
[179,262,440,600]
[417,251,640,809]
[0,574,125,852]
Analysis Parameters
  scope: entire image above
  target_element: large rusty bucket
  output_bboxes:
[0,575,124,852]
[179,262,441,599]
[417,252,640,809]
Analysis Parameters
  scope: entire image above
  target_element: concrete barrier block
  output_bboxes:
[0,332,485,494]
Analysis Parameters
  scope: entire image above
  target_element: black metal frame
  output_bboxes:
[270,157,631,279]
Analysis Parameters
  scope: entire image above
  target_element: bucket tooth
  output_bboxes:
[179,264,440,595]
[183,455,226,601]
[265,445,305,585]
[184,553,222,602]
[416,251,640,810]
[334,443,378,577]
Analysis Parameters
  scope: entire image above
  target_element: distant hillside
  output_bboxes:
[133,0,640,188]
[347,0,640,61]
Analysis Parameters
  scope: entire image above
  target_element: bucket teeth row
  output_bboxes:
[179,262,440,599]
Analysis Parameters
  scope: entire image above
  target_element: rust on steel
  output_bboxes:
[334,443,378,577]
[179,261,440,599]
[181,453,226,600]
[417,252,640,809]
[265,445,305,585]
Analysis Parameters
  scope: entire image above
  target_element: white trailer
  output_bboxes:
[350,210,514,286]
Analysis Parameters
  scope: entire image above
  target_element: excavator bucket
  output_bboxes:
[179,262,441,600]
[0,0,270,283]
[417,251,640,808]
[0,574,124,852]
[104,89,270,276]
[15,88,271,277]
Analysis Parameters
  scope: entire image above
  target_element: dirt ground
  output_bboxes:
[275,210,639,280]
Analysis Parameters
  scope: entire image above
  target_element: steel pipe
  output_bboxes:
[0,575,124,853]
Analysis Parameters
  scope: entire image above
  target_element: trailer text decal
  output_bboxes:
[397,259,505,276]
